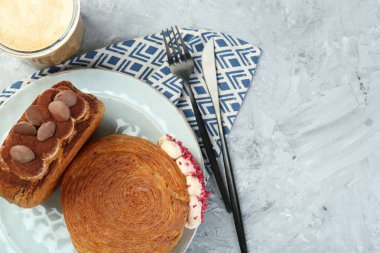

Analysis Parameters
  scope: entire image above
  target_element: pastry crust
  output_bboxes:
[61,135,189,253]
[0,81,104,207]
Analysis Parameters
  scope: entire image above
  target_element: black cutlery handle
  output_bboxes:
[220,133,248,253]
[184,80,232,213]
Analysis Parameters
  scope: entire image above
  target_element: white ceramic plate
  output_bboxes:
[0,69,203,253]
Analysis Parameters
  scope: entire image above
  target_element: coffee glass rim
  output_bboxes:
[0,0,80,58]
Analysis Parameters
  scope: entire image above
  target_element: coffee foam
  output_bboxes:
[0,0,73,51]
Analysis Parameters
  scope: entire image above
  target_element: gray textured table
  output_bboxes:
[1,0,380,252]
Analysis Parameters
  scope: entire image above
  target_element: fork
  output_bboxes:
[162,26,232,213]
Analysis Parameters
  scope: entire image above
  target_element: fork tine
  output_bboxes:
[175,26,191,59]
[167,29,180,63]
[171,27,185,62]
[162,30,174,65]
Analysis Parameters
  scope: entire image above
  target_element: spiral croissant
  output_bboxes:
[61,135,189,253]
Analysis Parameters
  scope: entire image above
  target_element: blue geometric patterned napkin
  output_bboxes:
[0,28,261,174]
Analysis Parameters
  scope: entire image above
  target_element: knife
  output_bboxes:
[202,38,248,253]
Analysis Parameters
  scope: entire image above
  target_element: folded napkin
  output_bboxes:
[0,28,261,175]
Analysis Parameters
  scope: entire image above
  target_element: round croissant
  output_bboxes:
[61,135,189,253]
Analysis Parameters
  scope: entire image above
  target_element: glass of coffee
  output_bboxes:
[0,0,84,68]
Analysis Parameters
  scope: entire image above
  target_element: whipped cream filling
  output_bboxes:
[186,196,202,229]
[158,134,209,229]
[176,156,196,176]
[186,176,203,197]
[157,136,184,159]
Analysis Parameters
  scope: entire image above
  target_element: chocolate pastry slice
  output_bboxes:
[0,81,105,208]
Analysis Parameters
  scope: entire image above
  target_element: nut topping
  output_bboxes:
[54,90,77,107]
[37,121,56,141]
[10,145,35,164]
[48,101,70,122]
[13,122,37,136]
[25,105,44,126]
